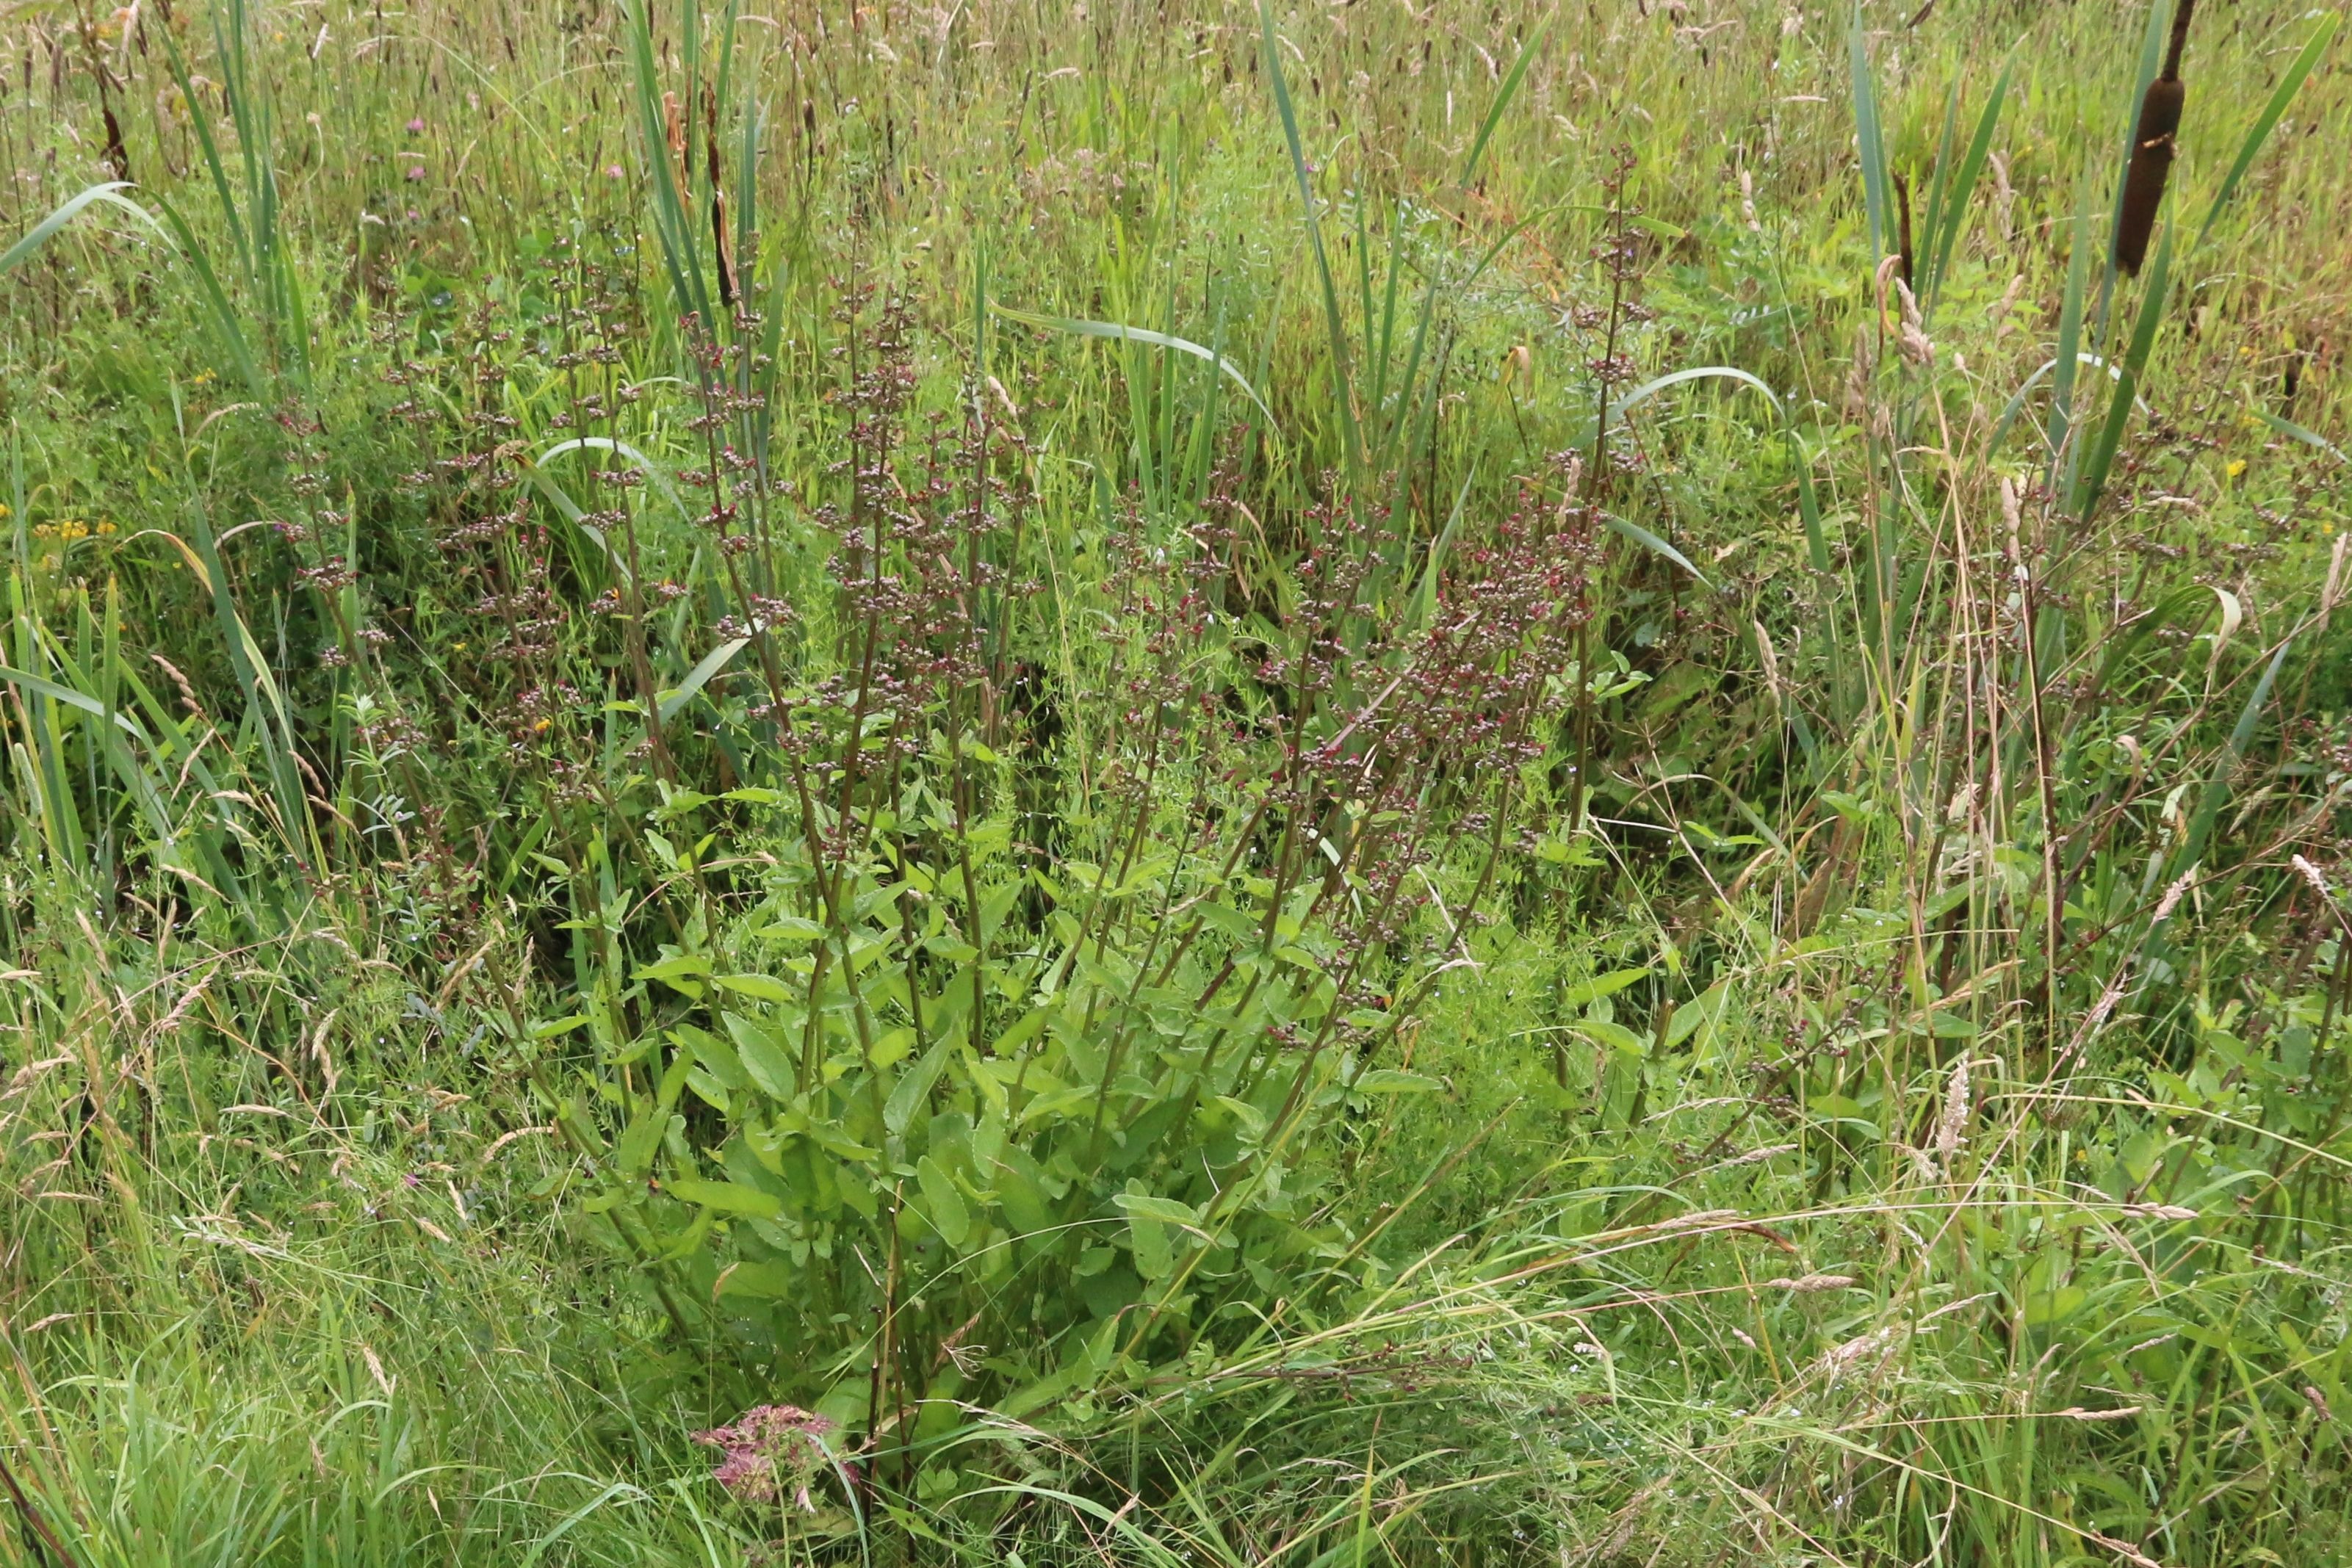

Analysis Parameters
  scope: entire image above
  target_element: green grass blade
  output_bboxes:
[1789,429,1831,577]
[1458,13,1554,191]
[535,436,693,524]
[2173,637,2291,877]
[0,663,148,734]
[1406,463,1476,632]
[1609,364,1783,423]
[993,306,1280,432]
[1917,75,1963,292]
[1604,514,1712,590]
[624,0,713,330]
[155,12,251,275]
[2251,405,2348,465]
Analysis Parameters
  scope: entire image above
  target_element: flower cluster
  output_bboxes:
[690,1403,837,1508]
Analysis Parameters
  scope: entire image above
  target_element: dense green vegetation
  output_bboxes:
[3,0,2350,1561]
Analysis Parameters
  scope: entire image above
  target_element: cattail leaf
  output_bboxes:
[0,184,262,391]
[2049,195,2093,488]
[2077,226,2173,516]
[1924,57,2014,306]
[0,181,166,274]
[1848,2,1891,267]
[535,436,696,527]
[623,0,713,331]
[1789,430,1832,577]
[1994,353,2144,455]
[1609,364,1783,424]
[1260,0,1363,493]
[660,639,751,723]
[2193,12,2339,253]
[2170,637,2291,880]
[1917,77,1964,293]
[0,665,148,737]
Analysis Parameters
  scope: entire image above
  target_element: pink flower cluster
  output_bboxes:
[691,1404,837,1509]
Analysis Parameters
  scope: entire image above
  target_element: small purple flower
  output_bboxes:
[692,1404,837,1509]
[604,163,625,180]
[405,165,425,181]
[406,117,425,134]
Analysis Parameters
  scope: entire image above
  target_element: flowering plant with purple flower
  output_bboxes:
[691,1404,840,1511]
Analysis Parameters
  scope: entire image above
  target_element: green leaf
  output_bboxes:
[1559,968,1651,1009]
[993,1155,1052,1236]
[1848,2,1890,265]
[1111,1191,1201,1228]
[714,972,796,1005]
[1348,1069,1442,1094]
[1923,56,2013,304]
[885,1040,950,1137]
[917,1155,970,1247]
[1119,1187,1183,1279]
[1572,1019,1648,1055]
[717,1260,796,1300]
[2251,405,2347,466]
[757,916,830,942]
[670,1023,747,1093]
[724,1014,798,1101]
[637,953,714,983]
[667,1177,784,1219]
[2075,225,2171,516]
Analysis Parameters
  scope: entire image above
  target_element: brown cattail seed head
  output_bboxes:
[2114,79,2183,275]
[2115,0,2196,275]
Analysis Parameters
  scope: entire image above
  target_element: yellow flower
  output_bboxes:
[2225,460,2246,480]
[95,521,117,535]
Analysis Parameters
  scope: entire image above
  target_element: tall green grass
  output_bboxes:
[3,0,2350,1562]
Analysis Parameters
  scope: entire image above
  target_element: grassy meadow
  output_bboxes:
[4,0,2352,1561]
